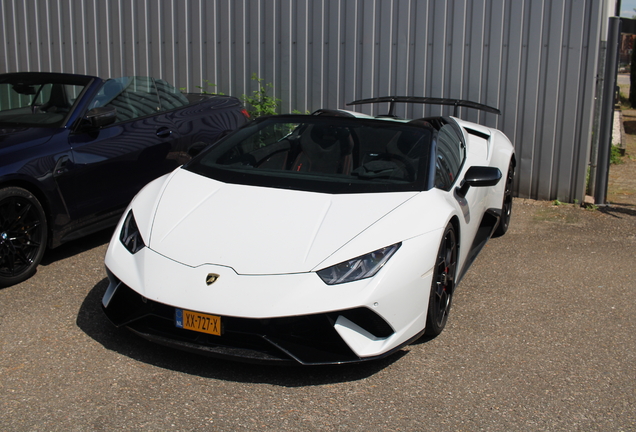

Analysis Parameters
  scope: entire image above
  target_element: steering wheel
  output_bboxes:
[371,153,416,181]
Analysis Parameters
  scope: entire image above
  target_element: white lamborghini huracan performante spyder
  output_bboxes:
[102,97,515,365]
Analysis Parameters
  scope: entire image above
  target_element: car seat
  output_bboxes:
[40,84,71,113]
[290,124,354,174]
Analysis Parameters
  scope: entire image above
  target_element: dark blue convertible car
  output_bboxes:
[0,72,249,286]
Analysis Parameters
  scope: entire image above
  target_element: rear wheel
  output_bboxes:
[0,187,48,287]
[494,160,514,237]
[425,223,458,336]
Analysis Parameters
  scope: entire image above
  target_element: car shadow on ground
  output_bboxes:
[76,279,408,386]
[600,203,636,218]
[40,228,113,266]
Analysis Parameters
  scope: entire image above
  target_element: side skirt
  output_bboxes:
[50,210,123,248]
[456,208,501,285]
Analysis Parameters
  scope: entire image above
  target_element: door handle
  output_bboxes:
[156,127,173,138]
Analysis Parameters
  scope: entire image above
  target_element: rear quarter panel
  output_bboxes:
[456,118,515,211]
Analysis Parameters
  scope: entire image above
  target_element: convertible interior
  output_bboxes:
[0,80,86,126]
[212,115,446,184]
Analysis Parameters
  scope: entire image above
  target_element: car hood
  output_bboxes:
[0,126,55,151]
[147,169,418,275]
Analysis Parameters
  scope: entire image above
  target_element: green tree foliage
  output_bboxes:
[242,73,281,118]
[196,80,223,95]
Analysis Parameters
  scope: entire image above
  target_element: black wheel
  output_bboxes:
[425,223,458,336]
[0,187,48,287]
[494,160,514,237]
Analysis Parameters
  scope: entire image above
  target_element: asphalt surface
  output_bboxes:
[1,199,635,431]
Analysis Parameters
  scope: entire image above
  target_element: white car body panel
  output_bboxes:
[105,223,441,359]
[147,169,419,274]
[106,213,441,320]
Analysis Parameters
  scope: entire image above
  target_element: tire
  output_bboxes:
[0,187,48,287]
[425,223,458,336]
[493,160,514,237]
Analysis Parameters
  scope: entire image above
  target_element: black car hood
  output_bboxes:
[0,126,55,151]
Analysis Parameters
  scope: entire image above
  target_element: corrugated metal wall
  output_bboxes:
[0,0,605,202]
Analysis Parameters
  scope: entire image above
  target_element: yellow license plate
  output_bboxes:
[175,308,221,336]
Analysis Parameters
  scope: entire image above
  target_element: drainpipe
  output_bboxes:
[589,47,605,198]
[595,16,621,205]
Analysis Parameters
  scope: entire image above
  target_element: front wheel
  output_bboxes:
[425,223,458,336]
[0,187,48,287]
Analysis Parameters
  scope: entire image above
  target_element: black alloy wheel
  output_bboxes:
[0,187,48,287]
[494,160,514,237]
[425,223,457,336]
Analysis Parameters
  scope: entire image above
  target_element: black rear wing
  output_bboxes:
[347,96,501,117]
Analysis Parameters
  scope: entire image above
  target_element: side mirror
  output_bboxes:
[84,106,117,128]
[455,166,502,198]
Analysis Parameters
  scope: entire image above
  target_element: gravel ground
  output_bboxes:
[1,197,635,432]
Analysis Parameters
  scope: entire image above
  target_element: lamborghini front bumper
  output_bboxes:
[102,269,412,365]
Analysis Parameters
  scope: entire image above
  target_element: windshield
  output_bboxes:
[0,73,91,127]
[185,115,432,194]
[87,76,190,123]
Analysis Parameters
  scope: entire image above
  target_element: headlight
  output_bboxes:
[120,210,145,254]
[317,243,401,285]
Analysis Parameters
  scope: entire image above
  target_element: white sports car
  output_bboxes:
[102,97,515,365]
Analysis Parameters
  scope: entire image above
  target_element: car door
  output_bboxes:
[436,120,491,270]
[65,77,183,222]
